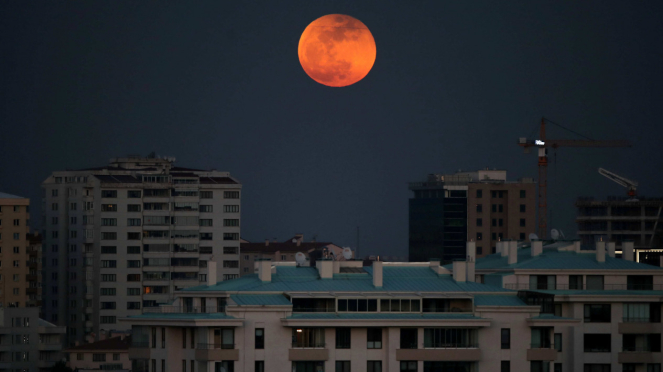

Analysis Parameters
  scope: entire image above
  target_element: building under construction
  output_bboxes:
[576,196,663,265]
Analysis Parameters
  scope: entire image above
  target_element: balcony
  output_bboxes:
[142,306,225,314]
[129,343,150,360]
[195,343,239,361]
[289,343,328,361]
[618,349,661,364]
[619,318,662,334]
[397,344,481,361]
[527,346,557,361]
[505,283,663,291]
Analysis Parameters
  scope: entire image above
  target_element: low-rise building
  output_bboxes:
[66,335,131,371]
[0,307,66,372]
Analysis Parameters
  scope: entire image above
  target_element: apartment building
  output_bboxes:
[0,192,40,308]
[66,335,131,371]
[0,307,66,372]
[409,169,535,262]
[240,234,347,276]
[41,155,241,346]
[124,239,663,372]
[576,196,663,266]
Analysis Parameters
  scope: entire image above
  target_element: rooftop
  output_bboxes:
[0,191,25,199]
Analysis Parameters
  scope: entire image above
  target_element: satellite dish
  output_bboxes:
[342,247,353,260]
[295,252,306,266]
[550,229,560,241]
[529,233,539,241]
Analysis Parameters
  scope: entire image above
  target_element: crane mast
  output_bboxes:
[518,118,632,238]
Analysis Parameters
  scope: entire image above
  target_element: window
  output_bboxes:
[128,246,141,254]
[476,218,482,227]
[586,275,604,290]
[128,288,141,296]
[100,316,116,324]
[51,217,58,225]
[13,233,20,240]
[424,328,477,348]
[127,274,141,281]
[255,328,264,349]
[501,361,510,372]
[336,361,351,372]
[400,362,417,372]
[213,328,234,348]
[102,204,117,212]
[531,362,549,372]
[101,302,116,309]
[520,218,526,227]
[476,189,482,198]
[569,275,583,290]
[223,219,239,227]
[366,328,382,349]
[623,303,661,323]
[400,328,418,349]
[128,260,141,268]
[101,232,117,240]
[520,190,526,198]
[101,246,117,254]
[584,304,611,323]
[223,247,238,254]
[200,205,213,212]
[492,204,496,212]
[161,327,166,348]
[492,219,496,227]
[93,353,107,362]
[520,204,526,212]
[100,288,116,296]
[368,361,382,372]
[200,219,213,226]
[101,260,117,268]
[102,218,117,226]
[128,204,141,212]
[224,191,239,199]
[201,233,213,240]
[476,232,483,241]
[529,275,556,290]
[200,191,213,199]
[128,218,142,226]
[336,328,350,349]
[584,365,610,372]
[584,334,611,352]
[13,246,19,253]
[628,275,654,290]
[501,328,510,349]
[128,232,141,240]
[554,364,562,372]
[128,190,142,198]
[623,334,661,352]
[292,328,325,347]
[101,274,116,282]
[339,298,379,312]
[52,203,58,211]
[499,204,503,212]
[255,361,264,372]
[648,364,662,372]
[224,205,240,213]
[102,190,117,198]
[554,333,562,351]
[476,204,482,212]
[223,260,239,268]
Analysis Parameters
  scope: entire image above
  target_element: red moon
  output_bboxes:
[298,14,376,87]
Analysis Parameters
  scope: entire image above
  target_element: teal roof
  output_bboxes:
[231,294,292,306]
[127,313,236,320]
[473,295,528,307]
[465,246,663,271]
[184,266,512,293]
[286,313,483,320]
[0,192,24,199]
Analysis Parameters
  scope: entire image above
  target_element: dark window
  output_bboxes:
[400,328,418,349]
[476,232,483,241]
[531,327,552,348]
[102,190,117,198]
[586,275,604,290]
[623,334,661,352]
[255,361,264,372]
[628,275,654,290]
[555,333,562,351]
[501,329,510,349]
[335,361,350,372]
[520,233,526,240]
[476,218,482,227]
[476,204,482,212]
[531,362,548,372]
[477,246,482,255]
[520,204,526,212]
[152,327,156,348]
[367,328,382,349]
[492,219,496,227]
[476,189,482,198]
[569,275,583,290]
[520,190,526,198]
[182,328,186,349]
[367,361,382,372]
[400,362,417,372]
[499,204,503,212]
[492,204,497,213]
[584,304,611,323]
[336,328,351,349]
[584,334,611,352]
[583,365,610,372]
[501,361,510,372]
[623,364,636,372]
[161,327,165,348]
[520,218,526,227]
[554,363,562,372]
[255,328,264,349]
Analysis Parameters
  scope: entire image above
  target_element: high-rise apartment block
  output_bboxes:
[41,155,241,346]
[409,169,535,262]
[576,196,663,266]
[0,192,41,308]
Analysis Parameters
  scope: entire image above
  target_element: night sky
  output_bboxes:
[2,1,662,257]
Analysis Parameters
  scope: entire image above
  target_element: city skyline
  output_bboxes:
[2,2,663,258]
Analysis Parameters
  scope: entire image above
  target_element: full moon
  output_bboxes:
[298,14,376,87]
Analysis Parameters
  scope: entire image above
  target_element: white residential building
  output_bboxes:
[41,155,241,346]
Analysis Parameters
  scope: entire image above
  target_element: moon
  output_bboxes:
[298,14,376,87]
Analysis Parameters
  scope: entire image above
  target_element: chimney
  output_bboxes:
[508,241,518,265]
[500,241,509,257]
[623,241,634,261]
[258,259,272,282]
[574,240,581,253]
[265,239,269,246]
[596,241,606,263]
[317,259,333,279]
[207,261,217,286]
[372,261,383,288]
[453,261,467,282]
[296,239,301,247]
[531,240,543,257]
[466,242,476,282]
[607,242,615,258]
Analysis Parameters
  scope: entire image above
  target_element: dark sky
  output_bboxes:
[2,1,662,257]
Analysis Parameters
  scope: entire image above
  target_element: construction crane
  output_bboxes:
[518,118,632,239]
[598,168,638,201]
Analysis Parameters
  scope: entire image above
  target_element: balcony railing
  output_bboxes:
[292,342,326,348]
[622,346,660,352]
[197,343,235,350]
[530,342,554,349]
[131,341,149,348]
[423,342,478,349]
[505,284,661,291]
[292,308,335,313]
[622,317,659,323]
[142,306,225,314]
